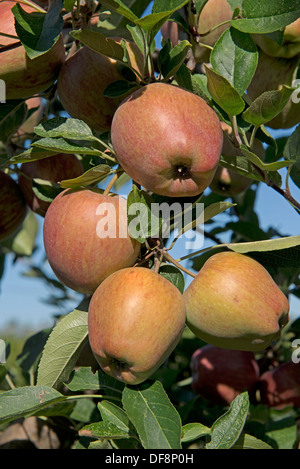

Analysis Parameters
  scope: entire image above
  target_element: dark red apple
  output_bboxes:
[0,170,27,241]
[57,42,143,133]
[190,344,260,405]
[18,153,84,216]
[258,362,300,409]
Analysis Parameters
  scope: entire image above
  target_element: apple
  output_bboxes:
[252,18,300,59]
[0,170,27,242]
[57,42,144,134]
[0,1,65,100]
[88,266,186,385]
[11,97,44,144]
[209,166,253,197]
[191,0,234,63]
[161,20,181,47]
[43,188,141,295]
[183,251,290,352]
[190,345,260,405]
[247,50,300,130]
[111,82,223,198]
[18,153,84,216]
[209,122,265,196]
[258,362,300,409]
[161,0,235,63]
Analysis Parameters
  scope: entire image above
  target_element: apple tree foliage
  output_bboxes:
[0,0,300,450]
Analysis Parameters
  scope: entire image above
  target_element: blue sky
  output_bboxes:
[0,2,299,333]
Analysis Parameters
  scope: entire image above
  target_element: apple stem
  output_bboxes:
[230,116,242,147]
[163,251,196,278]
[103,170,122,196]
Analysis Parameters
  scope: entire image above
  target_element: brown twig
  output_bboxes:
[163,251,196,278]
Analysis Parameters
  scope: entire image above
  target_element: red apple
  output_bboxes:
[43,188,141,295]
[18,153,84,216]
[111,82,223,198]
[0,170,27,241]
[88,267,186,385]
[258,362,300,409]
[0,1,65,100]
[57,42,143,134]
[190,345,260,405]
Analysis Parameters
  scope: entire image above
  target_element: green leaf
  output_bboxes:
[181,422,211,443]
[248,245,300,270]
[284,125,300,163]
[31,137,107,158]
[265,416,298,450]
[71,30,142,77]
[175,63,194,93]
[127,185,161,243]
[0,100,28,142]
[16,328,51,375]
[169,200,235,250]
[71,29,125,59]
[135,0,189,40]
[66,367,125,395]
[233,0,300,34]
[227,235,300,254]
[232,433,273,449]
[9,146,58,164]
[203,201,236,223]
[59,165,112,188]
[211,28,258,96]
[98,401,133,434]
[31,178,61,203]
[103,80,140,98]
[36,299,90,389]
[98,0,139,24]
[152,0,189,14]
[122,380,182,449]
[205,66,245,117]
[206,392,249,449]
[158,264,185,293]
[159,40,192,80]
[219,155,265,183]
[34,117,97,142]
[241,146,296,172]
[0,385,65,424]
[243,86,295,127]
[12,2,63,59]
[82,421,131,439]
[284,125,300,188]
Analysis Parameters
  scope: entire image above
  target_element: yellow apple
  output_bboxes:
[183,251,290,351]
[88,267,186,385]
